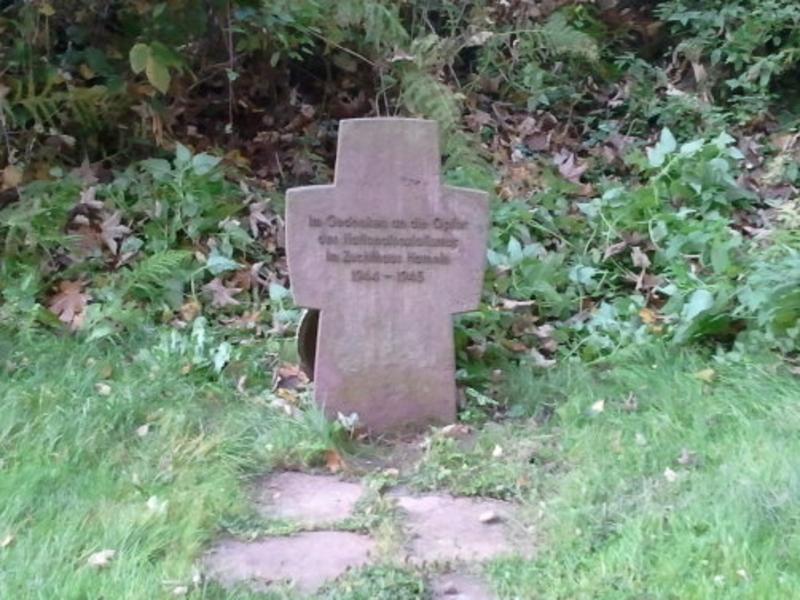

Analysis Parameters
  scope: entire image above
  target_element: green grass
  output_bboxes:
[484,348,800,599]
[2,329,799,599]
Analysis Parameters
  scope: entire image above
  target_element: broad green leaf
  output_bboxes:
[129,43,149,74]
[659,127,677,153]
[145,55,170,93]
[175,143,192,166]
[682,289,714,321]
[206,253,240,275]
[647,127,677,168]
[679,139,704,155]
[191,153,222,176]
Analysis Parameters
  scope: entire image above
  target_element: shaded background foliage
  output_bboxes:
[3,0,800,392]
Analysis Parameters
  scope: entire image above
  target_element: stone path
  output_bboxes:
[204,472,534,597]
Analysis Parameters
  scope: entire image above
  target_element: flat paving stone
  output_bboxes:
[395,493,530,564]
[431,572,496,599]
[204,531,375,594]
[255,472,363,526]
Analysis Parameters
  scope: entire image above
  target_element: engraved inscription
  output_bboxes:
[310,213,470,284]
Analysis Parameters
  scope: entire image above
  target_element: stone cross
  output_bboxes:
[285,118,488,433]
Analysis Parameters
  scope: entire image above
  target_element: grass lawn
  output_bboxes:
[1,327,799,599]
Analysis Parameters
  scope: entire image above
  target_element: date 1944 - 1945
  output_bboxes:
[352,269,425,283]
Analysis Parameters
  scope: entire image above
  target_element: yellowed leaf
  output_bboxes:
[694,368,716,383]
[639,307,659,325]
[1,165,22,190]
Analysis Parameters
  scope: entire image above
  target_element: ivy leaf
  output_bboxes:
[647,127,678,168]
[145,55,170,93]
[129,43,149,74]
[175,143,192,166]
[682,289,714,322]
[191,153,222,176]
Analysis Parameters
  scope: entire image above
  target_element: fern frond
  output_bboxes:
[400,70,460,132]
[123,250,192,296]
[535,12,599,63]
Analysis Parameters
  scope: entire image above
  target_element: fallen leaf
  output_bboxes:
[603,240,628,260]
[202,278,242,308]
[179,299,202,322]
[99,212,131,255]
[499,297,536,310]
[48,281,90,330]
[87,549,116,568]
[441,423,473,438]
[631,246,651,269]
[1,164,22,190]
[639,307,659,325]
[589,399,605,414]
[530,348,556,368]
[553,150,588,183]
[78,186,104,210]
[272,363,309,392]
[694,368,716,383]
[248,201,272,237]
[324,449,345,473]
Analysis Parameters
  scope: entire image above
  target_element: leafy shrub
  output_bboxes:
[656,0,800,119]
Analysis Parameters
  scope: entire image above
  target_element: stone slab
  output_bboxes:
[255,472,363,526]
[395,493,527,564]
[285,118,489,433]
[204,531,375,594]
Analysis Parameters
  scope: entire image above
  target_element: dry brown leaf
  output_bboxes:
[324,449,345,473]
[603,240,628,260]
[202,278,242,308]
[48,281,90,330]
[553,149,588,183]
[1,165,22,190]
[179,299,202,322]
[441,423,472,438]
[639,308,659,325]
[631,246,651,269]
[99,212,131,255]
[272,363,309,392]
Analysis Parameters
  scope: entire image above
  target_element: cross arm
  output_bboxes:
[441,185,490,315]
[285,185,335,310]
